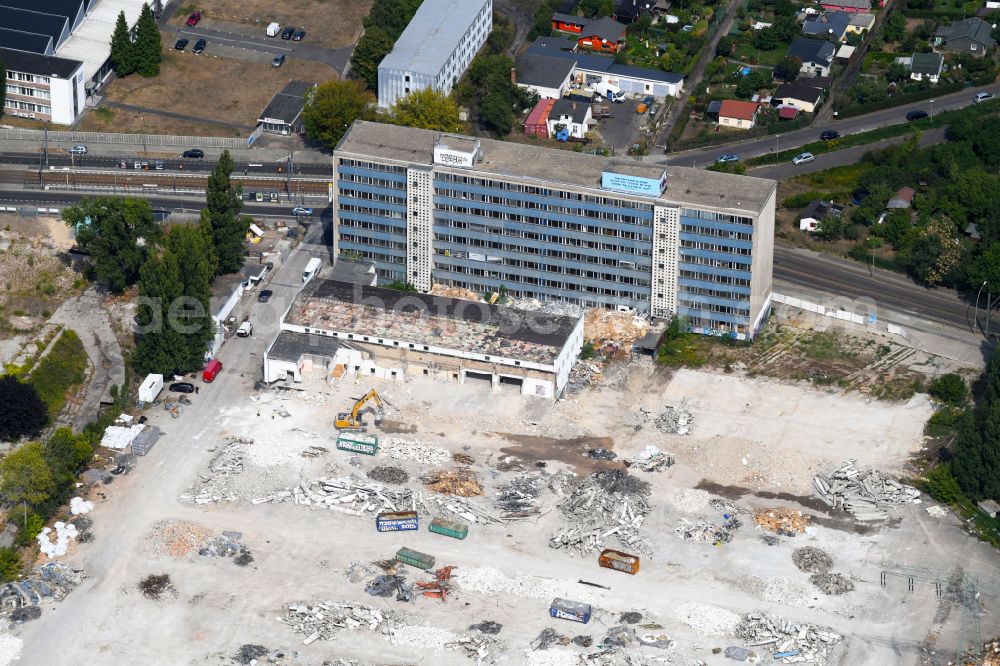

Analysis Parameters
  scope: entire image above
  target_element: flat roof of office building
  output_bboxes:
[378,0,490,76]
[267,329,342,363]
[285,279,581,365]
[0,45,81,77]
[336,121,775,214]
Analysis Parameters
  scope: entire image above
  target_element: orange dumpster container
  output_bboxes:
[598,548,640,575]
[636,103,648,114]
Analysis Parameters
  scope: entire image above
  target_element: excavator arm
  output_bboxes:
[335,389,387,430]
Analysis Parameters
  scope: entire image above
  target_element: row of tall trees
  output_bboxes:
[110,3,161,78]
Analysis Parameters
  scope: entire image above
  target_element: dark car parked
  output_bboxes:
[906,110,928,121]
[182,148,205,158]
[292,28,306,41]
[174,38,189,51]
[820,130,840,141]
[281,26,295,39]
[193,39,207,54]
[257,289,273,303]
[169,382,195,393]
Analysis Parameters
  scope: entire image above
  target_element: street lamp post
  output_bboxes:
[775,134,780,154]
[975,280,988,334]
[930,99,934,118]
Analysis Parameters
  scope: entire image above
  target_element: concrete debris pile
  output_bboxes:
[809,573,855,595]
[583,309,649,346]
[368,466,409,485]
[199,531,253,566]
[495,475,544,516]
[735,612,842,664]
[654,404,693,435]
[752,507,809,535]
[813,461,920,521]
[0,563,86,622]
[792,548,833,574]
[388,624,458,649]
[508,298,585,319]
[147,519,215,557]
[449,634,509,664]
[211,440,246,474]
[532,628,571,650]
[550,470,653,556]
[380,438,450,466]
[430,284,484,302]
[366,574,413,602]
[624,446,674,472]
[674,515,741,544]
[567,361,603,392]
[278,601,391,645]
[735,576,816,608]
[455,566,595,604]
[343,561,376,584]
[673,602,741,637]
[423,468,484,497]
[548,472,579,498]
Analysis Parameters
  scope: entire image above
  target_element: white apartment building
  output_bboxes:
[377,0,492,108]
[2,47,84,124]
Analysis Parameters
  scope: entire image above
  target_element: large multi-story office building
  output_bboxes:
[333,121,776,340]
[377,0,492,109]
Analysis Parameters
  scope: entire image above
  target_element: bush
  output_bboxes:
[580,341,597,360]
[924,464,963,505]
[929,373,968,405]
[0,548,21,583]
[14,513,44,547]
[25,330,88,420]
[926,405,963,437]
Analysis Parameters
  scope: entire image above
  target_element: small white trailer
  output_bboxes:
[138,374,163,404]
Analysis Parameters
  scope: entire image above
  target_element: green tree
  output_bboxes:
[200,150,247,275]
[134,3,161,77]
[929,373,968,405]
[302,80,375,150]
[715,36,735,57]
[0,548,21,583]
[134,247,189,375]
[0,443,54,509]
[773,56,801,82]
[351,26,396,91]
[163,224,216,369]
[487,12,514,54]
[389,88,462,132]
[44,428,93,488]
[885,62,909,83]
[882,11,906,42]
[529,1,553,40]
[597,0,615,16]
[924,464,963,505]
[62,196,161,293]
[457,54,537,137]
[109,10,136,77]
[0,376,48,441]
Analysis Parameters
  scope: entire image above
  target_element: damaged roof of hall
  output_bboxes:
[335,120,775,215]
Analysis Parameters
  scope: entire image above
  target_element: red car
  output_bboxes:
[186,11,201,26]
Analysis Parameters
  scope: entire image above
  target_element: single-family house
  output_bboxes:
[802,11,853,41]
[576,16,628,53]
[908,52,944,83]
[613,0,652,23]
[847,12,876,34]
[514,52,576,99]
[718,99,760,129]
[819,0,870,13]
[935,18,996,56]
[788,38,837,77]
[799,200,844,232]
[552,12,588,33]
[887,186,915,209]
[547,98,593,138]
[835,44,856,62]
[772,81,825,112]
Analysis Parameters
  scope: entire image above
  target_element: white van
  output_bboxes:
[302,257,321,284]
[236,321,253,337]
[266,22,281,37]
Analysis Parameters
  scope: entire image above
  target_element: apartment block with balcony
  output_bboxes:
[333,121,776,340]
[1,47,83,124]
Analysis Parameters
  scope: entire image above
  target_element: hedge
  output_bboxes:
[26,330,88,420]
[900,8,968,19]
[835,80,965,118]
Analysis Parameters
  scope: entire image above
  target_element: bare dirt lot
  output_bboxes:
[77,105,246,137]
[98,42,337,128]
[170,0,372,50]
[12,335,998,666]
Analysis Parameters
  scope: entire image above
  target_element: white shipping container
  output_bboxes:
[138,373,163,403]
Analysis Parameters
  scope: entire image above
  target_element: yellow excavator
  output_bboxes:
[335,389,388,430]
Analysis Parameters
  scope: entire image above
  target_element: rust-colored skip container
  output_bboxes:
[599,548,640,575]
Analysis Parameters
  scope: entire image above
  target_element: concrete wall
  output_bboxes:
[748,185,776,337]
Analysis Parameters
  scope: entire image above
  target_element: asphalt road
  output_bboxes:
[653,83,1000,168]
[0,150,330,176]
[774,243,971,330]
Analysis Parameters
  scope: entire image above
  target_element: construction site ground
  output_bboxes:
[14,327,1000,666]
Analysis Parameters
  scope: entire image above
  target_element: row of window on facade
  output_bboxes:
[4,99,51,115]
[6,85,51,99]
[6,71,50,84]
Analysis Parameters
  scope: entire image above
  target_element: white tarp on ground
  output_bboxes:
[37,522,78,558]
[100,424,144,450]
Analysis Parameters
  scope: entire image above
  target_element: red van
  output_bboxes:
[202,358,222,383]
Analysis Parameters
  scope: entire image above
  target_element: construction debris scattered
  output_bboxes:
[752,507,810,534]
[198,532,253,566]
[235,645,269,665]
[734,612,842,664]
[366,573,413,601]
[423,468,484,497]
[550,470,653,556]
[813,460,920,521]
[0,564,85,623]
[675,515,741,544]
[279,601,389,644]
[380,438,450,465]
[792,547,833,574]
[583,309,649,347]
[532,628,571,650]
[623,445,674,472]
[495,475,544,515]
[655,404,694,435]
[367,466,409,485]
[809,573,855,596]
[139,574,176,600]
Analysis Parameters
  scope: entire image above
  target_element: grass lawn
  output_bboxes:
[732,43,787,67]
[170,0,371,50]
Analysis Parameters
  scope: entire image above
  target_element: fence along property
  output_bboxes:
[0,128,246,149]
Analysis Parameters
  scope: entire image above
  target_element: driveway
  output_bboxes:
[169,24,354,75]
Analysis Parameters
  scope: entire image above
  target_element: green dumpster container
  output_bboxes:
[336,432,378,456]
[429,517,469,540]
[395,547,435,570]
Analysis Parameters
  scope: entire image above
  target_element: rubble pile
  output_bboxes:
[449,634,509,663]
[813,461,920,521]
[198,531,253,566]
[0,563,86,622]
[366,574,413,602]
[380,438,450,466]
[752,507,810,534]
[147,520,215,557]
[507,298,585,318]
[674,515,741,544]
[550,470,653,556]
[210,440,246,474]
[735,576,816,608]
[279,601,391,645]
[809,573,855,595]
[532,628,571,650]
[673,602,741,637]
[495,475,544,516]
[429,284,484,302]
[368,466,409,485]
[654,405,693,435]
[388,624,458,649]
[423,468,484,497]
[139,573,176,600]
[583,309,649,346]
[566,360,603,392]
[792,547,833,574]
[735,612,842,664]
[624,446,674,472]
